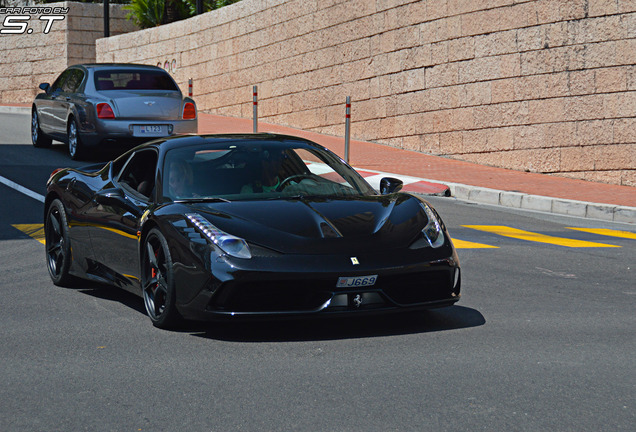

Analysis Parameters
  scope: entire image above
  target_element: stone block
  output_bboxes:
[461,8,501,37]
[614,206,636,223]
[621,168,636,186]
[575,120,614,146]
[560,146,597,171]
[469,187,502,205]
[521,194,553,212]
[528,98,565,124]
[588,0,620,17]
[592,144,635,170]
[552,199,588,217]
[499,191,524,208]
[586,203,617,221]
[619,0,636,13]
[474,30,517,57]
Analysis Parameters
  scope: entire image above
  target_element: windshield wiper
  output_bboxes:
[174,197,231,203]
[273,194,326,201]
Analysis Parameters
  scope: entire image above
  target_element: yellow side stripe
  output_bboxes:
[12,223,45,245]
[463,225,620,248]
[452,239,498,249]
[566,227,636,240]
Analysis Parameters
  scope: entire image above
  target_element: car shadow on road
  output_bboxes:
[75,282,147,316]
[43,142,124,163]
[188,306,486,342]
[73,282,485,342]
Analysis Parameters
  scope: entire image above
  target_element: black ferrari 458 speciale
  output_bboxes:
[44,134,461,328]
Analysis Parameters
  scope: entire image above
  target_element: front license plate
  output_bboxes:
[336,275,378,288]
[133,125,167,136]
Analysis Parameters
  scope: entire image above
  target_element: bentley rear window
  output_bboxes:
[94,70,179,91]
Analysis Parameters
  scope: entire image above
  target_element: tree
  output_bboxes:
[124,0,167,28]
[124,0,243,29]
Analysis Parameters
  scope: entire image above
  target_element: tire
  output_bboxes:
[44,199,74,286]
[67,119,84,160]
[32,109,52,148]
[141,228,181,329]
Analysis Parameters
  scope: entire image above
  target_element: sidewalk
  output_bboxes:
[3,103,634,223]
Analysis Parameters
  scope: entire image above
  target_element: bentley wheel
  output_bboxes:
[142,228,181,329]
[45,199,73,286]
[32,109,52,148]
[67,119,83,160]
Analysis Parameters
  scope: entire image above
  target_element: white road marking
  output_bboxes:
[0,175,45,203]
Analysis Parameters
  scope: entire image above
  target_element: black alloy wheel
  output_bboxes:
[32,109,52,148]
[142,228,181,328]
[45,199,73,286]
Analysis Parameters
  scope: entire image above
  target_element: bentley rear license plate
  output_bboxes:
[133,125,166,136]
[336,275,378,288]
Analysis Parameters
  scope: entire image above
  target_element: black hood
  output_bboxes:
[189,194,428,254]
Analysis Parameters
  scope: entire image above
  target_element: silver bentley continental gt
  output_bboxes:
[32,63,198,160]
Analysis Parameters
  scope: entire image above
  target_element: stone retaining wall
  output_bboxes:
[5,0,635,185]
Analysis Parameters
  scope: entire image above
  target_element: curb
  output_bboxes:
[442,182,636,224]
[1,105,633,223]
[0,106,30,114]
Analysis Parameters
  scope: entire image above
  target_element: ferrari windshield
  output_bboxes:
[162,140,376,201]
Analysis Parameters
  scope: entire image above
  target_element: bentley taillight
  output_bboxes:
[183,102,196,120]
[96,103,115,119]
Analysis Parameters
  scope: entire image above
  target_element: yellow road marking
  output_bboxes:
[12,223,45,245]
[452,239,498,249]
[566,227,636,240]
[463,225,620,248]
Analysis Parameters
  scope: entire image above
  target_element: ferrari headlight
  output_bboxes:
[186,213,252,259]
[419,202,445,248]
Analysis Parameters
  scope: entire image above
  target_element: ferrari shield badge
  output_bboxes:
[351,257,359,265]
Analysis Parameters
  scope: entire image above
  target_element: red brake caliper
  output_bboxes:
[150,248,160,296]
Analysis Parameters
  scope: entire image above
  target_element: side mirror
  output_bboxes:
[39,83,50,93]
[380,177,403,195]
[94,188,142,217]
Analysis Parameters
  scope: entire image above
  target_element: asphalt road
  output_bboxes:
[0,113,634,431]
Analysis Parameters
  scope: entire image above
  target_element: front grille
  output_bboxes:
[209,280,333,313]
[379,270,453,305]
[208,269,456,313]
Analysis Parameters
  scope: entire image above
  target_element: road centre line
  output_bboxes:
[464,225,621,248]
[0,175,45,203]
